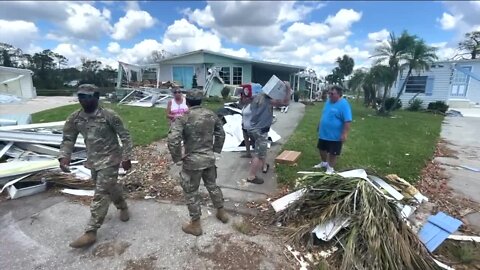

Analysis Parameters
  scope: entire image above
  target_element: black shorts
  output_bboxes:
[317,139,343,155]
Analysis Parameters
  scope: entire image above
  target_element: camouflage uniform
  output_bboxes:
[59,106,133,232]
[167,92,226,221]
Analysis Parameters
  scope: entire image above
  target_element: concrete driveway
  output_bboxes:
[0,96,76,115]
[435,115,480,230]
[169,102,306,204]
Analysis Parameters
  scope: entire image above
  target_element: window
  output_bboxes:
[405,76,427,93]
[220,67,230,84]
[451,66,471,97]
[232,67,243,85]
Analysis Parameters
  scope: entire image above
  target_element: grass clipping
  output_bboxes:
[275,173,440,270]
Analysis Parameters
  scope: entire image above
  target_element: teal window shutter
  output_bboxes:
[425,76,434,96]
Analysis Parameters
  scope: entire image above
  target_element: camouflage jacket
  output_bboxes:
[59,106,133,170]
[167,106,225,170]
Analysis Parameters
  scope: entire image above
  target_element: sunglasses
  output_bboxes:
[78,93,97,100]
[174,91,182,94]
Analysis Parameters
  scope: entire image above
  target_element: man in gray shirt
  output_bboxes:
[246,83,291,184]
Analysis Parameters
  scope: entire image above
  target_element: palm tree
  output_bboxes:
[367,65,396,112]
[371,31,416,112]
[348,69,368,102]
[393,39,438,107]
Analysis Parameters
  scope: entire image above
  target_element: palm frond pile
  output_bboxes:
[33,171,94,189]
[275,172,440,270]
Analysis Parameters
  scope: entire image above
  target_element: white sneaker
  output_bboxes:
[313,162,328,169]
[326,166,335,174]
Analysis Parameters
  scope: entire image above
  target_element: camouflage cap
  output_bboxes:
[77,84,99,95]
[186,89,204,101]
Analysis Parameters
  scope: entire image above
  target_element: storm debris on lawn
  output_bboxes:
[273,171,441,270]
[417,143,480,232]
[121,143,182,200]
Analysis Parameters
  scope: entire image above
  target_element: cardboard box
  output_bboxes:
[275,150,301,165]
[262,75,287,100]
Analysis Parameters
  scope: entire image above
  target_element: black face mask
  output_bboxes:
[78,94,99,113]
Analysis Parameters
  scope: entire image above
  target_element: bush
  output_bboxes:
[384,97,402,111]
[427,101,449,113]
[408,98,424,111]
[221,87,230,99]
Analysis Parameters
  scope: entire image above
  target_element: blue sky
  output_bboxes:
[1,1,479,76]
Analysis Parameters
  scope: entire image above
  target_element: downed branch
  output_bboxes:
[274,172,440,270]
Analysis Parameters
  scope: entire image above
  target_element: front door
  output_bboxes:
[451,66,471,97]
[172,66,194,89]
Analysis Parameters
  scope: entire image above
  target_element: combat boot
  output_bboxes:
[119,208,130,222]
[182,219,202,236]
[216,208,229,223]
[69,231,97,248]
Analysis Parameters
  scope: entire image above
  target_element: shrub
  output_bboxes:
[221,87,230,100]
[408,98,424,111]
[384,97,402,111]
[427,101,449,113]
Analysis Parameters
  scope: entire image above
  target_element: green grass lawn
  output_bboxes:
[276,102,444,185]
[32,103,168,146]
[32,100,225,146]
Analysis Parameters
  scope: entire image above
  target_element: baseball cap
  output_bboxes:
[77,84,99,95]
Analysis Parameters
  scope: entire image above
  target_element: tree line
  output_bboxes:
[0,43,117,90]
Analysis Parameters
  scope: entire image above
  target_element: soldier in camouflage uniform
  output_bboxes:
[167,90,228,236]
[58,84,133,248]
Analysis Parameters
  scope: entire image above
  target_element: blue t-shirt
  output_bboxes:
[318,98,352,141]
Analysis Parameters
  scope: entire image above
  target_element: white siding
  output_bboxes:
[392,64,455,108]
[0,70,36,99]
[465,62,480,104]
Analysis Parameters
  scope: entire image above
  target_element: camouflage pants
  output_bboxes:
[179,166,224,220]
[85,165,127,232]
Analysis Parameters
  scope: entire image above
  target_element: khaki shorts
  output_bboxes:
[248,128,268,158]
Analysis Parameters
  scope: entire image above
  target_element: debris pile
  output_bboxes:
[0,121,89,199]
[271,169,458,270]
[121,142,179,200]
[118,88,172,108]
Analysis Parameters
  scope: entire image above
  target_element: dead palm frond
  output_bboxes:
[275,173,440,270]
[33,171,94,189]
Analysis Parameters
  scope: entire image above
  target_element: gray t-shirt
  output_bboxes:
[250,94,273,130]
[242,104,253,130]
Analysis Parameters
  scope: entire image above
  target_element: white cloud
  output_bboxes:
[107,42,121,54]
[53,43,118,68]
[252,8,367,76]
[0,19,39,48]
[441,2,480,35]
[0,1,69,21]
[185,1,324,46]
[111,10,156,40]
[437,12,461,30]
[368,29,389,43]
[430,42,457,60]
[64,3,112,40]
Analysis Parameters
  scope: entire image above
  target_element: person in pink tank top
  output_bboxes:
[166,88,189,125]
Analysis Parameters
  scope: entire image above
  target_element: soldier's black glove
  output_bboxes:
[59,157,71,173]
[121,160,132,171]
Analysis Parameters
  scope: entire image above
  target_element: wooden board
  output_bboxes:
[275,150,301,165]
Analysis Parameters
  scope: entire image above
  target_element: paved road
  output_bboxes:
[435,115,480,230]
[0,193,291,270]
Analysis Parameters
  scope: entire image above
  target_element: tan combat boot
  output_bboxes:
[182,219,202,236]
[216,208,229,223]
[69,231,97,248]
[119,208,130,222]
